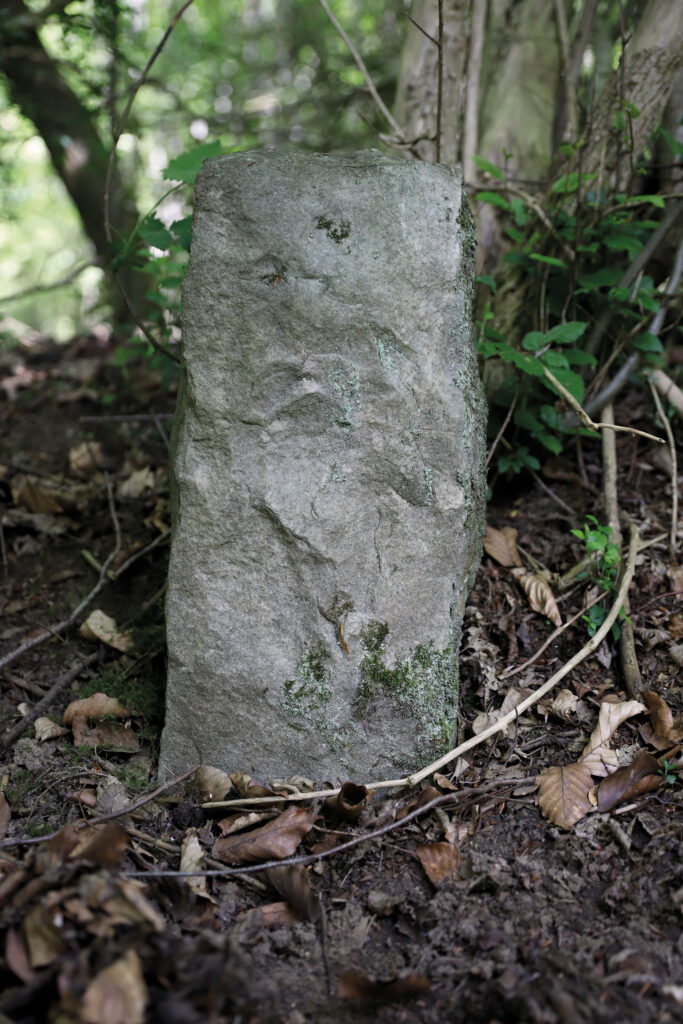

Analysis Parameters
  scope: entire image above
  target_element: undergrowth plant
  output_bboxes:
[571,515,623,637]
[474,128,681,482]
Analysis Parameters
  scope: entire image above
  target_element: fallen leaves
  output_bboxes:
[213,805,317,864]
[63,692,139,751]
[81,949,148,1024]
[484,525,561,625]
[416,842,461,885]
[536,763,595,829]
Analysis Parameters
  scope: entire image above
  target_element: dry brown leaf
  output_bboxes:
[472,686,531,738]
[416,842,461,885]
[101,878,165,932]
[72,823,129,868]
[483,525,522,567]
[213,805,317,864]
[5,928,34,983]
[79,610,134,652]
[229,770,277,799]
[262,863,320,921]
[193,765,233,803]
[33,716,68,742]
[396,786,440,819]
[0,791,10,842]
[596,751,662,811]
[72,717,140,751]
[548,689,579,720]
[180,828,216,903]
[241,901,299,928]
[22,904,67,968]
[536,763,594,829]
[217,811,274,836]
[11,473,92,514]
[68,441,106,478]
[81,949,148,1024]
[117,466,155,499]
[641,690,683,749]
[579,699,646,777]
[511,568,562,626]
[337,970,430,1002]
[63,693,132,726]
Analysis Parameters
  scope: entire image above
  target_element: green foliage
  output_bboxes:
[475,141,675,481]
[570,515,623,638]
[659,759,677,786]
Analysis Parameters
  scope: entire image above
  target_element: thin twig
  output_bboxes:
[486,393,517,469]
[601,401,640,698]
[0,767,198,849]
[406,13,438,47]
[648,378,678,562]
[130,782,531,878]
[543,365,664,443]
[436,0,443,163]
[1,652,101,750]
[0,261,99,304]
[319,896,334,997]
[79,413,173,423]
[76,765,199,830]
[553,0,577,140]
[0,532,170,673]
[463,0,487,183]
[470,181,575,262]
[317,0,403,139]
[498,589,608,679]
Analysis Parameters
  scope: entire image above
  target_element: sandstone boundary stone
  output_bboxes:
[160,149,486,783]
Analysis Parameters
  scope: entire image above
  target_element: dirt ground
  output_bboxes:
[0,333,681,1024]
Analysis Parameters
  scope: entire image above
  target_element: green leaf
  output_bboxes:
[544,367,585,403]
[138,215,174,250]
[539,405,563,431]
[633,194,665,208]
[475,274,497,293]
[475,191,511,211]
[564,348,597,367]
[632,333,663,353]
[551,172,596,194]
[163,140,223,184]
[536,432,563,454]
[472,155,504,179]
[578,267,622,289]
[529,253,566,268]
[521,331,546,351]
[545,321,587,345]
[604,233,643,259]
[171,214,193,251]
[540,350,569,369]
[514,408,544,432]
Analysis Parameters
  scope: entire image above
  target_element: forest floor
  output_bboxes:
[0,331,681,1024]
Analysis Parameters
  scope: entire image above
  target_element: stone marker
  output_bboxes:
[160,149,486,783]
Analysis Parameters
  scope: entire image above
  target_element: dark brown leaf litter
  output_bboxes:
[1,335,682,1023]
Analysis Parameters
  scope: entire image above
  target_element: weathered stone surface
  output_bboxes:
[161,149,486,783]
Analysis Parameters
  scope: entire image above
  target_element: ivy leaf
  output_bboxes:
[472,155,504,179]
[545,321,587,345]
[163,140,223,184]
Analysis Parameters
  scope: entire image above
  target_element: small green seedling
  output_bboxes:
[571,516,624,637]
[659,759,677,786]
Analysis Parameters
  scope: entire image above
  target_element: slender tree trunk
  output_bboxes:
[0,0,141,320]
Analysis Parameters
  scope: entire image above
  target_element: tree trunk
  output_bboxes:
[0,0,141,319]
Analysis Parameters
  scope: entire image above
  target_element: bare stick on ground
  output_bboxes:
[601,401,641,698]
